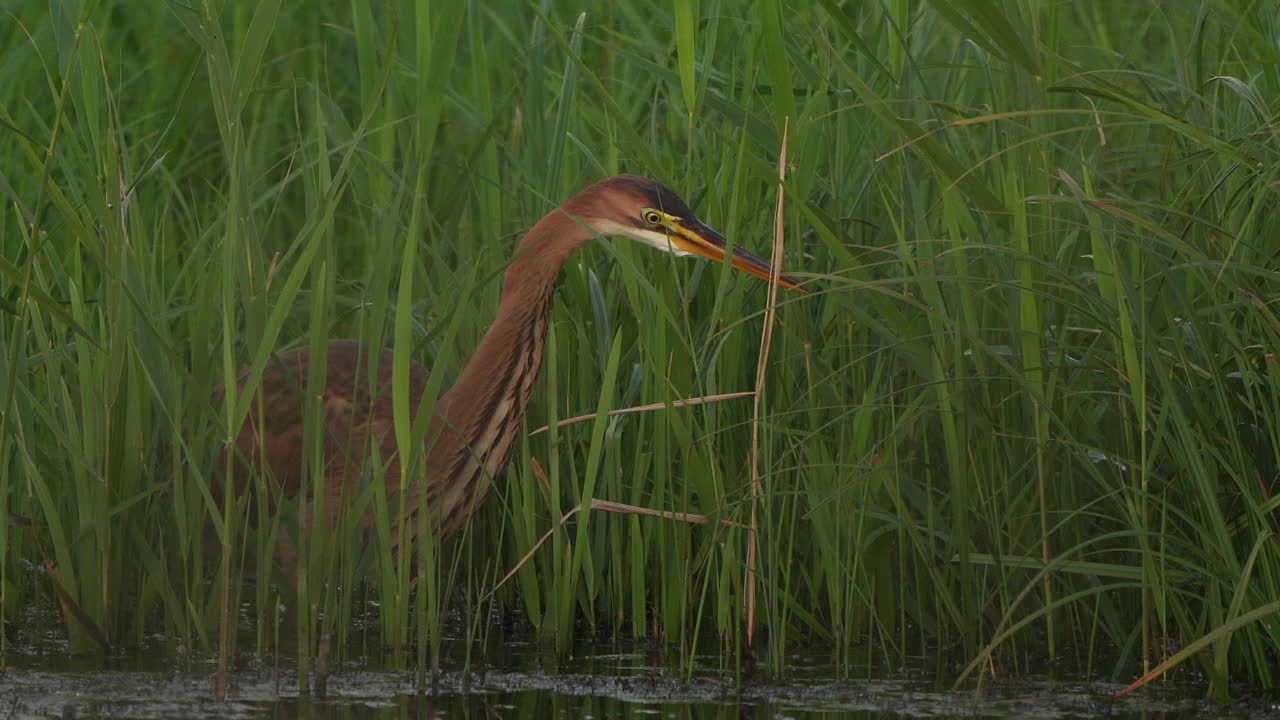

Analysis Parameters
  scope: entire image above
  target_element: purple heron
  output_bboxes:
[217,175,805,569]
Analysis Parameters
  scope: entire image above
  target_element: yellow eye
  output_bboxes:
[643,210,663,226]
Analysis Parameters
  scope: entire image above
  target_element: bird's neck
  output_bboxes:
[422,214,588,532]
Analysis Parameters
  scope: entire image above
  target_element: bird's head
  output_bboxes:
[563,174,807,293]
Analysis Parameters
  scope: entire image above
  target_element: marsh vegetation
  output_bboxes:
[2,0,1278,702]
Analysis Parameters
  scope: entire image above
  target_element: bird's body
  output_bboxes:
[217,175,805,566]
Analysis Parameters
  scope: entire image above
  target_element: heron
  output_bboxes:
[216,174,806,573]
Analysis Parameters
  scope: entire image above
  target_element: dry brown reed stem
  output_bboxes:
[746,117,789,647]
[487,458,751,598]
[528,391,756,437]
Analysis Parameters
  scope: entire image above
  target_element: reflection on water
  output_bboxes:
[1,640,1266,720]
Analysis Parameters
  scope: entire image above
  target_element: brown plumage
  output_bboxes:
[216,174,806,572]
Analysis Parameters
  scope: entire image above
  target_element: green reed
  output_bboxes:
[2,0,1279,698]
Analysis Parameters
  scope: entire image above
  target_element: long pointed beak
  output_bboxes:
[669,219,808,293]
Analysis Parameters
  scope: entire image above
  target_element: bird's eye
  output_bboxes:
[642,210,663,226]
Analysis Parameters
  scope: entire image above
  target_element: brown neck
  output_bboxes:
[441,209,591,415]
[421,210,592,530]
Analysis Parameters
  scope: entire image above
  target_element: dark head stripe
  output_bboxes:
[614,175,696,219]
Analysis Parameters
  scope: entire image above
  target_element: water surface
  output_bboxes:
[2,640,1267,719]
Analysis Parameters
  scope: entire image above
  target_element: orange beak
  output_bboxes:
[668,218,808,293]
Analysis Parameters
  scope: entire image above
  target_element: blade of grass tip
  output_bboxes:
[747,116,788,648]
[674,0,697,113]
[414,0,464,166]
[229,0,281,119]
[527,3,662,173]
[545,12,585,194]
[755,0,796,132]
[926,0,1040,74]
[673,0,696,188]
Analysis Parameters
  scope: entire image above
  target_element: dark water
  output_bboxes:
[2,642,1272,720]
[1,603,1272,720]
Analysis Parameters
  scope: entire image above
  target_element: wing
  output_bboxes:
[213,339,432,519]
